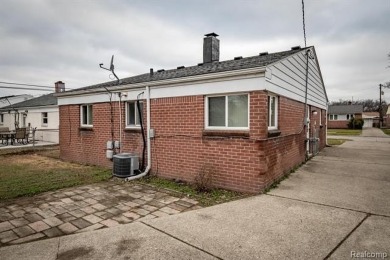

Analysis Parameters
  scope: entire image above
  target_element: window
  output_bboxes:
[41,112,48,126]
[206,94,249,129]
[329,114,338,121]
[0,114,3,124]
[81,104,93,127]
[126,101,143,127]
[268,95,278,130]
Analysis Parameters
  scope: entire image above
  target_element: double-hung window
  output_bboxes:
[126,101,143,128]
[329,114,338,121]
[268,95,278,130]
[81,104,93,127]
[206,94,249,130]
[41,112,48,126]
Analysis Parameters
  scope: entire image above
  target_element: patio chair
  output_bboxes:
[0,127,10,145]
[15,128,27,145]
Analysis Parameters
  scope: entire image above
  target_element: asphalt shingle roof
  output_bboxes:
[328,104,363,114]
[0,94,57,110]
[66,47,308,93]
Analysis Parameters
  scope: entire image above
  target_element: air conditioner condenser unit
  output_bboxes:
[112,153,139,178]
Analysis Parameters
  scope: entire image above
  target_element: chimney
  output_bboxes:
[55,81,65,93]
[203,33,219,63]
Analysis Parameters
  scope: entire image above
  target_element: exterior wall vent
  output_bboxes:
[113,153,139,178]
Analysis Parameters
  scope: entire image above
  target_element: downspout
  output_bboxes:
[118,93,122,153]
[303,49,310,158]
[125,85,151,181]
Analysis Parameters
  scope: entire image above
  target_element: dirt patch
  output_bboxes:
[1,154,89,170]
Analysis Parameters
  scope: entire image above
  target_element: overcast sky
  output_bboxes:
[0,0,389,102]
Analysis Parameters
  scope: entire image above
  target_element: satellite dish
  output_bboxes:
[110,55,114,71]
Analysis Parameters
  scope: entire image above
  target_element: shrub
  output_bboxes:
[348,118,364,129]
[194,163,215,192]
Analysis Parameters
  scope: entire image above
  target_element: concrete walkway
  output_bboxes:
[1,135,389,259]
[361,127,389,137]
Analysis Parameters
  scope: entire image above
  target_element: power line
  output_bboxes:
[0,81,52,88]
[0,85,53,91]
[302,0,307,47]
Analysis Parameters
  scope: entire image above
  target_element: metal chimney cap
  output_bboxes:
[204,32,219,37]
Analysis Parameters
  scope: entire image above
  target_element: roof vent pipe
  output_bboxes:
[203,33,220,63]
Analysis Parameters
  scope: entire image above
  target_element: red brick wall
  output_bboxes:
[327,120,349,129]
[59,91,326,193]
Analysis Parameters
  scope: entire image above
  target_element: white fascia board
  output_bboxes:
[2,105,58,112]
[58,67,266,105]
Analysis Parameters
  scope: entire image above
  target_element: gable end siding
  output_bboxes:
[265,48,327,110]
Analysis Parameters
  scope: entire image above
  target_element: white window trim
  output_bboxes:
[267,95,278,130]
[41,112,48,127]
[205,93,250,130]
[80,104,93,127]
[125,101,143,129]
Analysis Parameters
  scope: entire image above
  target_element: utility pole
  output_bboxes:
[379,84,383,127]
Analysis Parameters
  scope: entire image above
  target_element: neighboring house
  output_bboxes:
[362,112,379,128]
[0,82,65,143]
[56,33,328,193]
[327,104,363,129]
[0,94,33,108]
[384,105,390,127]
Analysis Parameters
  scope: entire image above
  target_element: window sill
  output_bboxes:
[124,128,142,133]
[202,130,249,138]
[79,127,93,131]
[268,129,281,138]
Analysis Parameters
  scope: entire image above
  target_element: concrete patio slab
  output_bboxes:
[145,195,366,259]
[0,222,217,260]
[0,238,58,260]
[330,216,390,259]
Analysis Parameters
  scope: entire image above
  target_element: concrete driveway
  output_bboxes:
[1,129,389,259]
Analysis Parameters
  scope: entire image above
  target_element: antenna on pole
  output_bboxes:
[100,55,120,85]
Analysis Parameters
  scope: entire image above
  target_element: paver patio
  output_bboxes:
[0,181,201,247]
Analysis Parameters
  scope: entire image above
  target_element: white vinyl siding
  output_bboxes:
[81,104,93,127]
[265,48,327,110]
[206,94,249,130]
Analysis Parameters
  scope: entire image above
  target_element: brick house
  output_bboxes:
[327,104,363,129]
[57,33,328,193]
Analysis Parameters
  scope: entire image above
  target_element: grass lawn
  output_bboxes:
[327,129,362,136]
[327,138,351,145]
[0,150,111,200]
[382,129,390,136]
[136,176,247,207]
[0,149,246,206]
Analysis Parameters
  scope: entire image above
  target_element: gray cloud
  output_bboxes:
[0,0,389,102]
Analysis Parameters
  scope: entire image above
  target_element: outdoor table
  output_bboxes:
[1,131,16,145]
